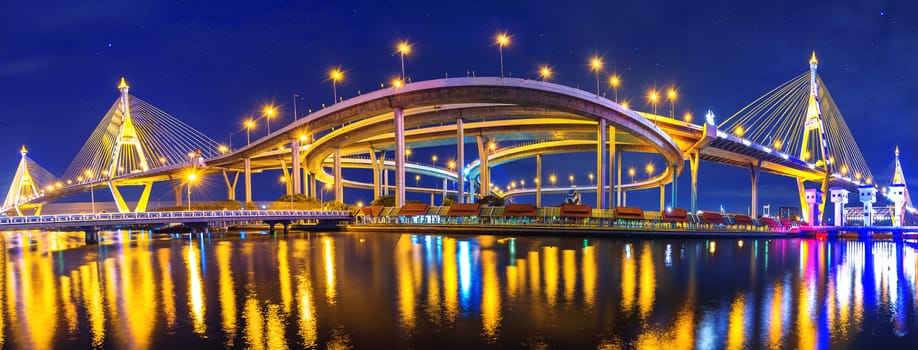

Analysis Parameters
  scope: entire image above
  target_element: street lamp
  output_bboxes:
[621,101,630,110]
[648,90,659,115]
[397,41,411,81]
[85,169,95,214]
[322,182,332,203]
[667,88,677,119]
[415,174,421,187]
[218,145,229,154]
[610,75,621,102]
[645,163,655,178]
[244,119,256,145]
[448,160,456,170]
[539,66,551,81]
[628,167,636,183]
[683,112,693,124]
[432,155,438,167]
[569,174,574,187]
[263,106,276,133]
[588,173,594,185]
[590,56,602,97]
[329,68,344,103]
[187,172,197,211]
[549,174,557,187]
[496,33,510,78]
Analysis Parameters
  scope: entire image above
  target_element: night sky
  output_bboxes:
[1,0,916,211]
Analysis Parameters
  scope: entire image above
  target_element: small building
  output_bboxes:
[778,206,801,220]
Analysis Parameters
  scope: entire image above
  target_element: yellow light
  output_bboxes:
[67,180,72,185]
[539,66,552,80]
[357,201,364,208]
[648,90,659,102]
[683,112,693,123]
[645,163,654,176]
[549,174,557,184]
[488,141,497,151]
[188,173,197,182]
[77,176,84,182]
[590,57,602,71]
[803,151,810,160]
[405,148,412,156]
[299,134,308,142]
[218,145,229,154]
[329,69,343,82]
[855,172,862,180]
[432,155,438,162]
[866,178,872,185]
[280,176,287,183]
[263,106,275,117]
[667,88,677,100]
[397,41,411,55]
[391,78,403,88]
[496,33,510,47]
[245,120,256,129]
[324,182,332,189]
[415,175,421,181]
[734,126,745,137]
[610,75,620,87]
[827,156,834,164]
[840,165,848,175]
[621,101,630,109]
[448,160,456,169]
[773,139,782,150]
[628,167,636,177]
[84,169,93,176]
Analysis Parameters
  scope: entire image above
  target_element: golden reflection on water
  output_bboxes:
[562,249,576,303]
[185,243,206,335]
[621,243,636,311]
[216,242,237,347]
[480,249,501,342]
[120,238,157,349]
[14,237,58,350]
[638,242,656,318]
[243,288,265,350]
[582,245,596,308]
[322,237,337,305]
[80,262,105,347]
[542,246,558,307]
[396,235,416,333]
[156,248,176,329]
[294,240,317,348]
[726,293,747,350]
[442,238,459,323]
[278,240,292,314]
[528,250,540,296]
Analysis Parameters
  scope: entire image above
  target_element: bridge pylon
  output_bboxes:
[2,146,53,216]
[108,78,154,213]
[798,52,832,224]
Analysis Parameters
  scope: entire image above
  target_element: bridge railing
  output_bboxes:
[0,210,351,225]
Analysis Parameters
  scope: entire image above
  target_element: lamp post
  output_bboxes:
[496,33,510,78]
[646,163,655,178]
[432,155,438,167]
[588,173,594,186]
[329,68,343,103]
[245,119,255,145]
[648,90,659,115]
[610,75,621,103]
[569,174,575,187]
[590,57,602,97]
[629,167,636,183]
[264,106,276,133]
[415,174,421,187]
[397,41,411,81]
[187,172,197,211]
[667,88,677,119]
[549,174,557,187]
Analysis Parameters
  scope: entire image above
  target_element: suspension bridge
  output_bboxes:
[2,53,912,232]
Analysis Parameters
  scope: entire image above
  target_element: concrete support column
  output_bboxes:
[536,153,543,207]
[671,163,678,209]
[596,119,607,209]
[244,157,252,204]
[750,160,761,217]
[457,117,465,203]
[659,184,665,212]
[442,178,448,201]
[369,148,380,199]
[690,150,699,213]
[171,176,183,206]
[476,135,491,199]
[609,125,617,210]
[309,171,317,198]
[616,149,622,207]
[221,170,239,201]
[291,140,301,194]
[384,169,390,196]
[796,178,809,222]
[333,147,343,201]
[394,107,406,206]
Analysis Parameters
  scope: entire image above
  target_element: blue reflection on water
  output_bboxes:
[458,241,472,309]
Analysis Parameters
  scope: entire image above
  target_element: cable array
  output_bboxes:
[62,95,220,183]
[719,71,873,183]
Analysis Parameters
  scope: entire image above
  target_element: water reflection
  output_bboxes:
[2,232,918,348]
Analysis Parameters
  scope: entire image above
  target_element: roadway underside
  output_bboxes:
[347,224,788,238]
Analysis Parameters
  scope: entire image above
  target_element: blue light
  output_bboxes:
[458,241,472,305]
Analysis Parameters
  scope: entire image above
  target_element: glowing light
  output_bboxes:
[218,145,229,154]
[610,75,620,87]
[621,101,630,109]
[590,57,603,71]
[391,78,403,88]
[448,160,456,169]
[397,41,411,54]
[244,119,256,129]
[496,33,510,46]
[667,88,677,100]
[683,112,692,123]
[539,66,552,80]
[645,163,654,176]
[488,141,497,151]
[549,174,557,185]
[329,68,343,82]
[648,90,659,102]
[734,126,745,137]
[773,139,782,150]
[263,106,275,117]
[405,148,412,156]
[705,110,716,125]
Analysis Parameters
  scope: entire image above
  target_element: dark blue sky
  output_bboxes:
[1,0,915,210]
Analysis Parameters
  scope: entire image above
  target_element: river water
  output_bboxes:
[0,230,916,349]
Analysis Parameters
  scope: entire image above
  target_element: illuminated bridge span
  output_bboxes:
[3,53,899,227]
